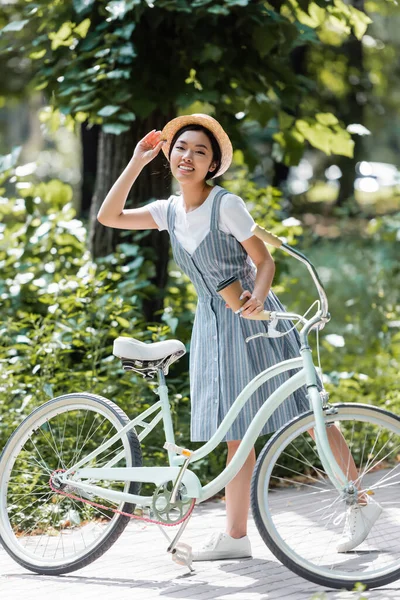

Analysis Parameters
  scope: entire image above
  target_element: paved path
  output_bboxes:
[1,500,399,600]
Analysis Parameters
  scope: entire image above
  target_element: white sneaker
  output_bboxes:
[336,502,383,553]
[192,532,252,561]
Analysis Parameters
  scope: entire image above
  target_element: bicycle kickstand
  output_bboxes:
[162,443,197,572]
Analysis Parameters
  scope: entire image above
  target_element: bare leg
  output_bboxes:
[225,440,256,539]
[308,425,368,503]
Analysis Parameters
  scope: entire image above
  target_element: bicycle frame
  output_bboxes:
[60,337,350,507]
[59,228,352,510]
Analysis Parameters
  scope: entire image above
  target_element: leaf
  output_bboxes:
[0,146,22,173]
[0,20,29,35]
[119,112,136,122]
[43,383,53,398]
[16,335,32,344]
[207,5,229,15]
[308,3,326,26]
[200,44,223,63]
[279,111,295,130]
[295,119,332,154]
[74,18,91,39]
[252,26,276,58]
[118,243,140,257]
[118,43,137,59]
[126,256,144,270]
[29,49,47,60]
[273,130,304,166]
[115,316,131,328]
[349,5,372,40]
[105,69,131,80]
[97,105,120,117]
[102,123,131,134]
[73,0,96,14]
[248,98,274,127]
[162,314,179,334]
[25,196,34,215]
[329,131,354,157]
[315,113,339,126]
[114,23,136,40]
[58,86,81,97]
[49,23,74,51]
[95,48,111,58]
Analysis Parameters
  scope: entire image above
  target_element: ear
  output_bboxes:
[209,161,217,174]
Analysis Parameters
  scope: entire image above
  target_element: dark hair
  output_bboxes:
[168,124,222,180]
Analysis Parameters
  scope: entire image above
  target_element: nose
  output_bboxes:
[182,149,193,161]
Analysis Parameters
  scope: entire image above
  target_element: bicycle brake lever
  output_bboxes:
[245,328,285,343]
[265,315,285,338]
[266,328,285,338]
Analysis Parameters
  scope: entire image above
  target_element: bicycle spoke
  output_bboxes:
[253,406,400,588]
[1,397,140,572]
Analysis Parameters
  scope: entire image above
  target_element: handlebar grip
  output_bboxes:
[245,310,271,321]
[251,224,283,248]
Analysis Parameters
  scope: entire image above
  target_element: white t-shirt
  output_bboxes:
[147,186,255,255]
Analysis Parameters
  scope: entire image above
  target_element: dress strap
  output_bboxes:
[166,195,178,235]
[210,188,229,232]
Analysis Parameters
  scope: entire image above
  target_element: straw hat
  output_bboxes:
[161,113,233,178]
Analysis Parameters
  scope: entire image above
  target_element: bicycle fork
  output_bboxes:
[302,347,355,501]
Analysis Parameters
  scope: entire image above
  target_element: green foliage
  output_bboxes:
[0,0,376,164]
[278,218,400,414]
[0,163,191,465]
[0,148,302,471]
[1,148,399,521]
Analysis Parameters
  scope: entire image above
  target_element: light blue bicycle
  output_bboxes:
[1,224,400,590]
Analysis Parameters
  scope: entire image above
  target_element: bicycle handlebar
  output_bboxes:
[251,224,284,248]
[251,222,330,320]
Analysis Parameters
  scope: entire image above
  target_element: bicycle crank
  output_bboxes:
[152,481,193,525]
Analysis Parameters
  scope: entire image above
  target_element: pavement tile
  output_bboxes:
[1,499,400,600]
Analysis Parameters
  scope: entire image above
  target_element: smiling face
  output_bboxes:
[169,129,218,185]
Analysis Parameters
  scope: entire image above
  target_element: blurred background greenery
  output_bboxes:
[0,0,399,483]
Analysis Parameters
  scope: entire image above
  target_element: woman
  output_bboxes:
[98,114,381,560]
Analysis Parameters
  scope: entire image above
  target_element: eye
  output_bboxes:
[176,145,185,150]
[196,151,205,155]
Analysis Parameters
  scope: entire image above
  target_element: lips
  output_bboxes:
[178,164,194,172]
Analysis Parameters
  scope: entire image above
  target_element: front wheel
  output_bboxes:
[251,403,400,590]
[0,393,142,575]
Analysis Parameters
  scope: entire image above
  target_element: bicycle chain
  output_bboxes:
[49,469,196,528]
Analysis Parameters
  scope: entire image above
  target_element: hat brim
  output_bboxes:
[161,114,233,179]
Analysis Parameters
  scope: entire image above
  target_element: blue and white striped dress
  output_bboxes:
[167,188,309,442]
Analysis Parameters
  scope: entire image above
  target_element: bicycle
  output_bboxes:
[1,223,400,591]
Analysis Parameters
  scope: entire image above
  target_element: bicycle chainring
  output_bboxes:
[151,481,193,525]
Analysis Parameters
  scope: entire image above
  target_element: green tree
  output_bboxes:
[302,0,400,211]
[0,0,373,315]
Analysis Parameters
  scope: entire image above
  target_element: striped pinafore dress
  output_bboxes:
[167,188,309,442]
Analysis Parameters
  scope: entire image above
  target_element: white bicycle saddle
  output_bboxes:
[113,337,186,363]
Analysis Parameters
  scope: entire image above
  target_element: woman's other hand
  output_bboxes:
[133,130,165,165]
[239,290,264,318]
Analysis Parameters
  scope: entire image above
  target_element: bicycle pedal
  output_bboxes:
[163,442,193,458]
[171,542,193,569]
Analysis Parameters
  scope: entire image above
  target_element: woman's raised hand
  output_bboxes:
[133,130,165,165]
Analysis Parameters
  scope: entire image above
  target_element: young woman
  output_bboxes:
[98,114,381,561]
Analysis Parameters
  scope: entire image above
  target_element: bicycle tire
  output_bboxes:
[251,403,400,589]
[0,393,142,575]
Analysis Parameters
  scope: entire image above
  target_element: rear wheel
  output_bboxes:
[0,393,142,575]
[251,403,400,589]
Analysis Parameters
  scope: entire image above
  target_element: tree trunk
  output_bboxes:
[271,45,306,207]
[89,108,174,320]
[80,122,99,218]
